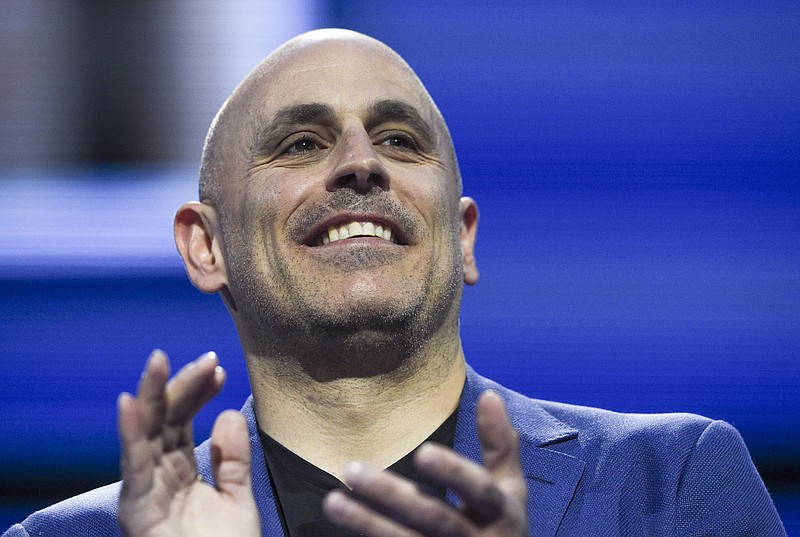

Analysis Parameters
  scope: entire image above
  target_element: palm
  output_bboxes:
[117,351,260,537]
[322,391,529,537]
[137,483,258,537]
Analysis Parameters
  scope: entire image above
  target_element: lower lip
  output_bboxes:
[311,237,399,248]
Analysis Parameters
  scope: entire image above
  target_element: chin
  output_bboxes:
[297,325,424,382]
[312,300,420,334]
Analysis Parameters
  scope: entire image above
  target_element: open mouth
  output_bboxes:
[315,220,396,246]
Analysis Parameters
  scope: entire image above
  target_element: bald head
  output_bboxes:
[176,29,480,373]
[198,29,461,206]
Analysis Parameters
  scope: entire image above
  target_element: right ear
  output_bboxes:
[174,202,228,294]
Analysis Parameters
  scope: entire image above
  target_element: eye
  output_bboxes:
[379,133,416,150]
[284,138,322,155]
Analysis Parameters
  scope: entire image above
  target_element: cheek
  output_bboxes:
[402,169,457,226]
[239,175,297,240]
[420,185,461,242]
[407,188,462,281]
[248,168,324,234]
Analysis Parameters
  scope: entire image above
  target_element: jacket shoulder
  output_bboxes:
[466,367,713,452]
[533,398,714,452]
[4,400,228,537]
[519,397,784,534]
[8,482,122,537]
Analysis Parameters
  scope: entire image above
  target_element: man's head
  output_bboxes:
[175,29,478,376]
[198,30,463,209]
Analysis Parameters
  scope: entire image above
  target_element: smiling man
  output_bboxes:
[4,29,785,537]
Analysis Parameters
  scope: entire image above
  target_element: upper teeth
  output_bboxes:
[321,221,394,245]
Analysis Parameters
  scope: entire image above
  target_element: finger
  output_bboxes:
[336,462,472,537]
[477,391,522,479]
[118,391,155,500]
[210,410,256,506]
[135,349,171,438]
[409,393,524,525]
[414,444,504,525]
[165,352,225,426]
[323,489,422,537]
[162,352,226,450]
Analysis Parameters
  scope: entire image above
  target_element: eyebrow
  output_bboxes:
[251,103,336,157]
[366,99,437,149]
[250,99,438,161]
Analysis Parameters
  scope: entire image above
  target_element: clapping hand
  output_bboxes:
[117,350,260,537]
[117,353,528,537]
[323,391,529,537]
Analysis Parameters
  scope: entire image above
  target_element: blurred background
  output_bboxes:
[1,0,798,531]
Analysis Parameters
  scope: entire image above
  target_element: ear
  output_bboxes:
[459,197,479,285]
[174,202,228,294]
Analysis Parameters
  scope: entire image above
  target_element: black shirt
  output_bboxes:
[259,410,458,537]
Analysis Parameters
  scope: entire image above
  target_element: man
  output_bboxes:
[5,29,785,537]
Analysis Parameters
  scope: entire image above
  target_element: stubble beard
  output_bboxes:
[225,234,464,383]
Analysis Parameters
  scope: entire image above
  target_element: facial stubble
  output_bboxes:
[221,191,464,381]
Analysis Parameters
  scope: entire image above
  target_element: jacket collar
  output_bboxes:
[198,365,585,537]
[195,396,284,537]
[456,365,585,537]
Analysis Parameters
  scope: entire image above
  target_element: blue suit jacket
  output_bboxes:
[4,365,786,536]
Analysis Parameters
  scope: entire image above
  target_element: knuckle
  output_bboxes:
[433,511,470,537]
[417,499,441,521]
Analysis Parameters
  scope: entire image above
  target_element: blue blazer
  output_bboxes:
[5,365,786,536]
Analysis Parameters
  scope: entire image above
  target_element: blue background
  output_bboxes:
[1,1,798,532]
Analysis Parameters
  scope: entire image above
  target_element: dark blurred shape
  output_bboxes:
[0,0,320,166]
[0,1,90,165]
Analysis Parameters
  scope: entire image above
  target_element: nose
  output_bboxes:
[325,125,389,193]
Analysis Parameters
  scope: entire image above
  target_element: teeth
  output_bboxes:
[320,220,396,245]
[347,222,363,237]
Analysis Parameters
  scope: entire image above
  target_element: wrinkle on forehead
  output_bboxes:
[199,29,461,207]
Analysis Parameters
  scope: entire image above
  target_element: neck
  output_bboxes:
[245,336,467,480]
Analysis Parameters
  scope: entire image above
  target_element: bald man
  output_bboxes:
[4,30,785,537]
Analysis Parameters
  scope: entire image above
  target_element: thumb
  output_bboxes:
[210,410,255,504]
[477,391,522,480]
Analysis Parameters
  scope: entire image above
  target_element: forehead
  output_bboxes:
[243,40,438,128]
[203,36,460,206]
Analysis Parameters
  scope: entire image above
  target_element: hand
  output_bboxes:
[117,350,260,537]
[322,390,528,537]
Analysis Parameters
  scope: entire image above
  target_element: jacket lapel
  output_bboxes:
[518,441,585,537]
[232,368,585,537]
[455,367,585,537]
[195,396,286,536]
[242,396,286,537]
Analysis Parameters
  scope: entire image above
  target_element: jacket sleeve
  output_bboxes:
[2,524,29,537]
[673,420,786,536]
[1,482,122,537]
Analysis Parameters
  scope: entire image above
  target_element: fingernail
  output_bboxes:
[416,443,439,467]
[199,351,217,365]
[144,349,165,372]
[117,392,131,409]
[343,461,369,488]
[323,490,352,520]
